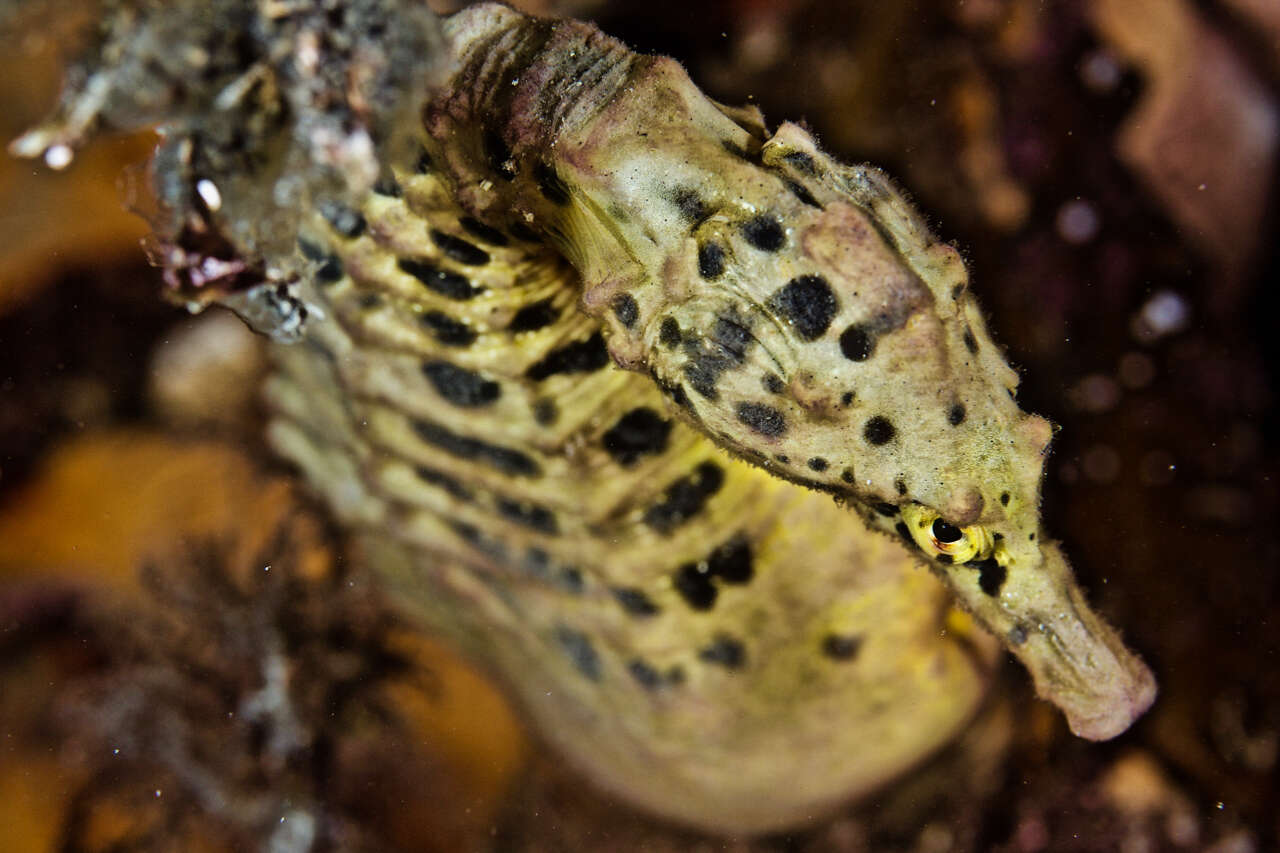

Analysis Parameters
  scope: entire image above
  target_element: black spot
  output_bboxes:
[422,361,501,407]
[611,293,639,328]
[951,283,964,300]
[555,626,601,680]
[895,478,908,496]
[972,558,1007,597]
[659,317,682,348]
[448,519,481,545]
[698,635,746,669]
[775,454,790,464]
[710,314,754,362]
[936,554,954,565]
[602,407,672,466]
[840,391,856,407]
[674,564,718,610]
[358,293,382,310]
[415,146,434,173]
[932,519,963,543]
[895,521,919,550]
[763,373,786,394]
[532,398,558,426]
[458,216,510,246]
[496,498,558,534]
[526,332,610,380]
[741,214,785,251]
[698,242,726,279]
[644,461,725,534]
[681,312,753,399]
[628,659,663,689]
[398,258,482,300]
[785,180,822,209]
[768,275,838,340]
[840,325,875,361]
[963,327,979,354]
[420,311,477,346]
[684,359,725,400]
[841,468,856,484]
[735,402,787,438]
[612,587,661,617]
[1000,492,1011,507]
[300,240,345,285]
[782,150,817,175]
[1008,625,1028,646]
[807,457,829,472]
[523,547,551,580]
[319,201,366,238]
[864,416,896,446]
[413,465,473,501]
[509,298,560,332]
[316,255,344,284]
[534,161,572,205]
[298,237,325,260]
[707,536,753,584]
[671,187,708,223]
[373,177,402,197]
[873,502,898,517]
[948,404,967,426]
[821,633,862,661]
[430,229,490,266]
[484,129,516,180]
[508,220,542,242]
[658,378,691,410]
[411,419,541,477]
[558,567,584,594]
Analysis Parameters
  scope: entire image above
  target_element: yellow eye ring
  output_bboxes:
[900,504,995,564]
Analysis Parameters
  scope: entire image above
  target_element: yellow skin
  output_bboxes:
[14,1,1155,836]
[258,3,1157,834]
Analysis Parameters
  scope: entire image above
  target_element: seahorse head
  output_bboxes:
[418,15,1153,739]
[519,52,1156,738]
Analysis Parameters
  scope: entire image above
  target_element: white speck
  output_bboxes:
[1056,198,1100,244]
[511,77,519,86]
[155,789,162,797]
[196,178,222,211]
[44,144,73,170]
[1133,290,1190,341]
[1138,450,1176,486]
[1080,49,1122,92]
[929,98,936,106]
[1198,183,1207,191]
[112,748,120,755]
[264,564,271,572]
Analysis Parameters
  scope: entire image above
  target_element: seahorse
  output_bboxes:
[14,0,1155,835]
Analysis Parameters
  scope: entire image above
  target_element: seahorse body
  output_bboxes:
[15,0,1155,835]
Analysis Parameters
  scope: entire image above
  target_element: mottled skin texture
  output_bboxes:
[257,3,1153,835]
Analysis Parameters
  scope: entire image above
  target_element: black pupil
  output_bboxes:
[932,519,963,543]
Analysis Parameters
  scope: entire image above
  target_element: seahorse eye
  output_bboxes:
[901,505,994,565]
[931,519,963,543]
